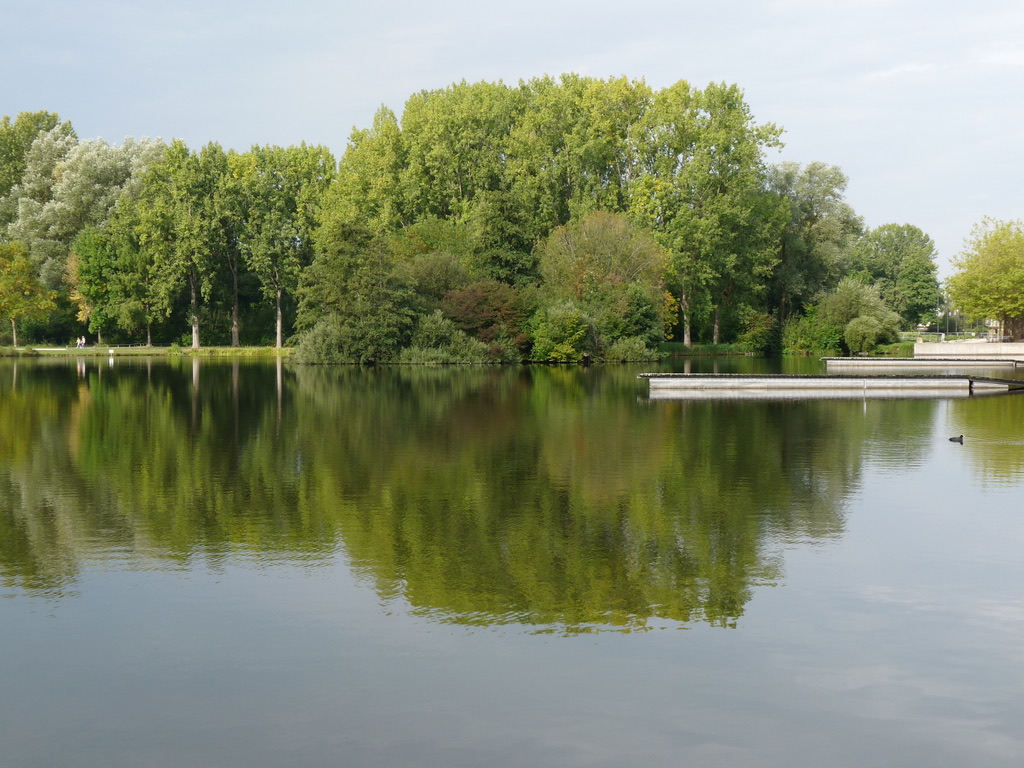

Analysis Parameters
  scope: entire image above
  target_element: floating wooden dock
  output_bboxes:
[639,373,1024,400]
[823,357,1021,369]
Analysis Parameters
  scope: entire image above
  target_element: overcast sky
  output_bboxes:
[5,0,1023,274]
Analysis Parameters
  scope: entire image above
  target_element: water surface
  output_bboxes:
[2,357,1023,767]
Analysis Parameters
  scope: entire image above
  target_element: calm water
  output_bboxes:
[2,357,1024,767]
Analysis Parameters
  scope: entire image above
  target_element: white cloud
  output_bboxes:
[981,46,1024,68]
[861,62,936,82]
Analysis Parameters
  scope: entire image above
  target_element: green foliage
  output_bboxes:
[630,81,785,344]
[736,308,777,354]
[948,218,1024,338]
[766,162,864,324]
[3,78,933,356]
[796,278,899,354]
[441,279,530,350]
[818,277,901,340]
[2,121,79,287]
[296,223,415,364]
[232,143,335,347]
[529,302,598,362]
[0,241,57,346]
[873,340,915,357]
[133,139,231,348]
[538,211,667,346]
[394,249,472,312]
[844,315,883,354]
[398,310,491,364]
[0,110,64,201]
[781,306,842,355]
[847,223,940,326]
[67,226,116,336]
[603,336,662,362]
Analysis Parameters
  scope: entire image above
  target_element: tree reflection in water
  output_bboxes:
[1,358,958,631]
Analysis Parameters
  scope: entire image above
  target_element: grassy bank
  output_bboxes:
[658,341,756,356]
[4,345,293,358]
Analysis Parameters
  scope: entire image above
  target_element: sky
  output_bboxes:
[4,0,1024,275]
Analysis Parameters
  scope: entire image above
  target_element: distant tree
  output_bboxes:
[630,81,783,345]
[67,227,117,343]
[765,161,863,324]
[848,223,939,326]
[0,242,55,346]
[330,107,407,234]
[947,218,1024,339]
[234,143,335,347]
[135,140,228,348]
[441,279,530,351]
[2,122,79,286]
[529,301,599,362]
[101,194,165,345]
[537,210,667,346]
[819,277,901,352]
[0,110,64,202]
[296,221,415,363]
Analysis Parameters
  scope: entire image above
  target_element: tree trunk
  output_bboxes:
[97,328,104,345]
[276,287,284,349]
[231,266,240,347]
[146,322,152,347]
[713,307,720,345]
[680,288,692,347]
[190,279,200,349]
[10,318,17,348]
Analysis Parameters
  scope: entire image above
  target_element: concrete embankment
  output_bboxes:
[914,341,1024,360]
[824,357,1019,370]
[639,373,1024,400]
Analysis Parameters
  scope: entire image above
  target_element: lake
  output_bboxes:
[2,356,1024,767]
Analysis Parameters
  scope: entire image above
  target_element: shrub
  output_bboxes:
[782,307,842,355]
[737,308,777,354]
[294,313,408,365]
[844,315,883,354]
[398,311,490,364]
[529,303,599,363]
[441,280,529,351]
[604,336,662,362]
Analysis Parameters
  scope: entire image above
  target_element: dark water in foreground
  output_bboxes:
[2,357,1024,767]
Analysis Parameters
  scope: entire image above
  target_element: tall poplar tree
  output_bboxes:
[137,140,225,348]
[234,143,335,347]
[630,81,783,345]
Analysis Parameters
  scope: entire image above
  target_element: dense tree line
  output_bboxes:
[1,77,945,359]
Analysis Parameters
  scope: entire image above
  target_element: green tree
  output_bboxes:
[0,111,64,203]
[819,277,901,352]
[2,121,79,287]
[947,218,1024,339]
[529,301,599,362]
[630,81,783,345]
[848,223,939,326]
[233,144,335,347]
[765,161,863,325]
[136,140,229,348]
[103,194,164,345]
[17,138,163,287]
[296,222,415,363]
[330,107,407,235]
[67,227,117,342]
[537,210,667,347]
[0,242,56,345]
